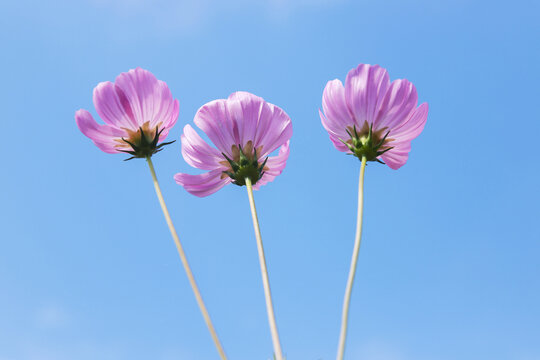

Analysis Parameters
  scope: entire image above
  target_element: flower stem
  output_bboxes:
[245,177,284,360]
[336,155,367,360]
[146,156,227,360]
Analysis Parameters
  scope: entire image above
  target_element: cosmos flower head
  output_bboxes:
[174,91,292,197]
[75,67,179,160]
[319,63,428,169]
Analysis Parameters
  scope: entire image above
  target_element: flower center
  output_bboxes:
[114,121,175,160]
[341,121,394,163]
[220,140,269,186]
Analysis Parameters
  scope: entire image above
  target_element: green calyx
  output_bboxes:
[339,122,393,164]
[222,144,268,186]
[118,126,175,161]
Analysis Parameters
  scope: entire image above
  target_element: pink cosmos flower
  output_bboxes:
[174,92,292,197]
[319,64,428,169]
[75,67,179,159]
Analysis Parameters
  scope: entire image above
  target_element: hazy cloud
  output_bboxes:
[350,339,408,360]
[87,0,346,32]
[35,304,70,329]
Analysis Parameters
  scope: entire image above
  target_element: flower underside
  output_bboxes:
[340,121,394,164]
[116,121,175,161]
[220,140,269,186]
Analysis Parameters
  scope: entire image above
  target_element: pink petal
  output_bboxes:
[214,91,293,157]
[194,99,237,156]
[255,102,292,157]
[75,109,126,154]
[181,124,224,170]
[157,91,179,130]
[375,78,418,130]
[251,100,278,150]
[93,81,138,129]
[158,99,180,142]
[390,103,429,142]
[225,91,263,146]
[380,104,428,169]
[113,68,178,130]
[345,64,390,125]
[380,141,412,170]
[194,92,292,158]
[254,141,290,189]
[319,110,350,153]
[321,79,354,140]
[174,169,230,198]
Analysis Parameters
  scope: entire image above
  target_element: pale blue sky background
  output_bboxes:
[0,0,539,359]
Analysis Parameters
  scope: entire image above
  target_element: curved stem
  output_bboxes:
[336,155,367,360]
[245,177,284,360]
[146,156,228,360]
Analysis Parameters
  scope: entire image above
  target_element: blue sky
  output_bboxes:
[0,0,539,359]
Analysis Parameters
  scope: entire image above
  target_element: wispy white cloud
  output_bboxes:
[87,0,346,32]
[265,0,346,12]
[89,0,210,32]
[513,352,540,360]
[18,343,126,360]
[159,347,198,360]
[35,304,70,329]
[349,339,408,360]
[10,341,195,360]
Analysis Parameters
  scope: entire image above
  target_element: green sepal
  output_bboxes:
[258,156,269,173]
[222,153,240,172]
[221,144,269,187]
[120,126,175,161]
[343,122,393,164]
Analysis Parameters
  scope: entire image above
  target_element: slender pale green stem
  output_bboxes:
[336,155,368,360]
[245,177,284,360]
[146,156,228,360]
